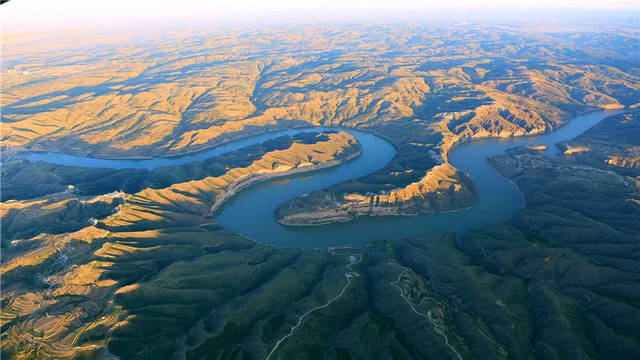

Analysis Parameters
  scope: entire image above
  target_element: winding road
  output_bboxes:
[265,254,362,360]
[388,262,463,360]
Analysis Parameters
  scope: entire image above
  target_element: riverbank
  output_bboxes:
[275,163,478,226]
[274,107,624,227]
[214,110,619,248]
[7,111,620,249]
[210,149,362,215]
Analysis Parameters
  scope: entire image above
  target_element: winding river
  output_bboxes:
[18,110,620,248]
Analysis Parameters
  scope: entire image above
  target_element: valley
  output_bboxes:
[1,16,639,360]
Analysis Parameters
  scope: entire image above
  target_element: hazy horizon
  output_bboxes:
[2,0,639,359]
[2,0,638,34]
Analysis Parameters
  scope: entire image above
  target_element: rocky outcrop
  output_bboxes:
[558,109,640,172]
[209,148,362,214]
[275,163,478,226]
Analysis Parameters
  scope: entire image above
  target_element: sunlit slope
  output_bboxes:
[1,23,639,359]
[463,141,640,358]
[1,191,123,243]
[4,25,637,160]
[1,132,359,202]
[1,114,639,359]
[101,131,361,231]
[276,163,478,225]
[3,24,639,220]
[559,108,640,171]
[269,113,640,360]
[0,132,360,359]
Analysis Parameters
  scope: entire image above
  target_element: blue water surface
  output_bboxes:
[18,110,620,248]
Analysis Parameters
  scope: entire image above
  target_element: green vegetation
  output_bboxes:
[3,20,639,218]
[275,163,478,226]
[0,131,361,359]
[2,18,639,360]
[559,108,640,173]
[1,132,357,201]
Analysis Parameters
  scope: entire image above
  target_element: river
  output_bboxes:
[17,110,621,248]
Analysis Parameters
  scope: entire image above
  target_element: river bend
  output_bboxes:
[17,110,620,248]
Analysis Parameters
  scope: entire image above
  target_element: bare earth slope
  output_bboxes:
[0,132,361,358]
[559,108,640,171]
[3,23,639,221]
[1,19,640,360]
[275,163,477,225]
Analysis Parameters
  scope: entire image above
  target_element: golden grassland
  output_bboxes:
[276,163,478,226]
[3,24,638,221]
[1,21,640,359]
[0,131,359,359]
[559,109,640,171]
[3,25,637,160]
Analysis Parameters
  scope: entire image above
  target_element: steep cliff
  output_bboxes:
[276,163,477,225]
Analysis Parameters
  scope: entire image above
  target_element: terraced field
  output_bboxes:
[0,131,362,358]
[3,21,639,217]
[1,15,639,360]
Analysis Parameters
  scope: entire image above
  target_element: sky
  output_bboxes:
[1,0,638,33]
